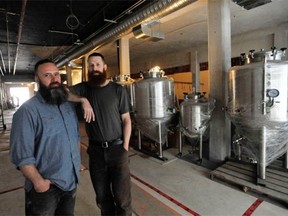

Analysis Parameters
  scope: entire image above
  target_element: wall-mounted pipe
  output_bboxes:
[12,0,27,75]
[55,0,197,68]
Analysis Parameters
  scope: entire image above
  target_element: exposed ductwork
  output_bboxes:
[55,0,197,68]
[133,21,165,42]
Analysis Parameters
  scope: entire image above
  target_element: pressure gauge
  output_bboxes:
[267,89,279,98]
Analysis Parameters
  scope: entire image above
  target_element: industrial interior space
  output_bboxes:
[1,0,288,215]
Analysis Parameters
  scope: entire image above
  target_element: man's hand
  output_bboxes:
[80,97,95,123]
[66,90,95,122]
[34,179,52,193]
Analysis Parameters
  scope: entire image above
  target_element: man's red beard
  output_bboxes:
[88,69,107,87]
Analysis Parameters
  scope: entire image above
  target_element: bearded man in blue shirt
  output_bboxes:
[10,59,82,215]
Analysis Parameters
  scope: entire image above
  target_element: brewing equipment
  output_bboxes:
[111,74,135,110]
[178,92,215,163]
[133,66,177,160]
[227,48,288,184]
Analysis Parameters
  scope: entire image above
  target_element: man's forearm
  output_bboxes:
[121,113,132,150]
[67,91,95,122]
[20,165,51,192]
[67,91,84,103]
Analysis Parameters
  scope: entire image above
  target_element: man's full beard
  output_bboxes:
[39,82,68,105]
[88,69,107,87]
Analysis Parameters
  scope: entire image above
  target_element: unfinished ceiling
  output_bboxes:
[0,0,151,76]
[0,0,288,78]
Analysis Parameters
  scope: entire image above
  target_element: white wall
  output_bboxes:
[128,25,287,75]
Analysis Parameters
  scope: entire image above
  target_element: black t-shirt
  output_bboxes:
[69,82,130,142]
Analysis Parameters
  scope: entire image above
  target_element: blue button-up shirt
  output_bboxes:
[10,92,81,192]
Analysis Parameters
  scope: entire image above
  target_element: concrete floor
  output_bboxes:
[1,109,288,216]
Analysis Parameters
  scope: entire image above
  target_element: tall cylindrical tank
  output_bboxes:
[111,74,135,111]
[133,70,174,119]
[227,48,288,181]
[133,67,176,145]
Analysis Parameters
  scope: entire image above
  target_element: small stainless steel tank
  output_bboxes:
[180,93,214,137]
[178,92,215,161]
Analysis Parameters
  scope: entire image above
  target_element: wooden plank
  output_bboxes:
[221,164,256,178]
[211,170,288,203]
[269,159,284,168]
[254,185,288,202]
[225,161,256,172]
[267,168,288,178]
[211,160,288,203]
[214,167,255,182]
[266,173,288,189]
[265,181,288,195]
[211,170,256,189]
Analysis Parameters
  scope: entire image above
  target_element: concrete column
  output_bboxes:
[65,64,72,86]
[118,36,131,75]
[274,23,288,56]
[208,0,231,162]
[82,56,88,82]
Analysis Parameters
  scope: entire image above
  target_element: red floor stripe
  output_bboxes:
[242,198,264,216]
[0,186,23,195]
[130,173,201,216]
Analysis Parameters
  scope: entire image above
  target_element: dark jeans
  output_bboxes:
[25,185,76,216]
[88,143,132,216]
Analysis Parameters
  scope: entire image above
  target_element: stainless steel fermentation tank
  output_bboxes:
[133,68,176,160]
[227,48,288,183]
[178,93,215,163]
[111,74,135,110]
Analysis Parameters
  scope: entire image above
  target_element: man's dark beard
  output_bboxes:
[39,82,68,105]
[88,70,107,87]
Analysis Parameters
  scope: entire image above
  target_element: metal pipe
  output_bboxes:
[285,151,288,170]
[191,50,200,93]
[48,29,79,37]
[55,0,197,67]
[158,120,163,158]
[258,126,267,181]
[6,13,11,74]
[179,131,183,155]
[0,65,4,76]
[199,129,203,160]
[138,129,142,150]
[13,0,27,75]
[0,49,6,73]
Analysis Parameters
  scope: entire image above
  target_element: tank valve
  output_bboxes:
[280,47,287,56]
[249,49,255,59]
[240,53,246,64]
